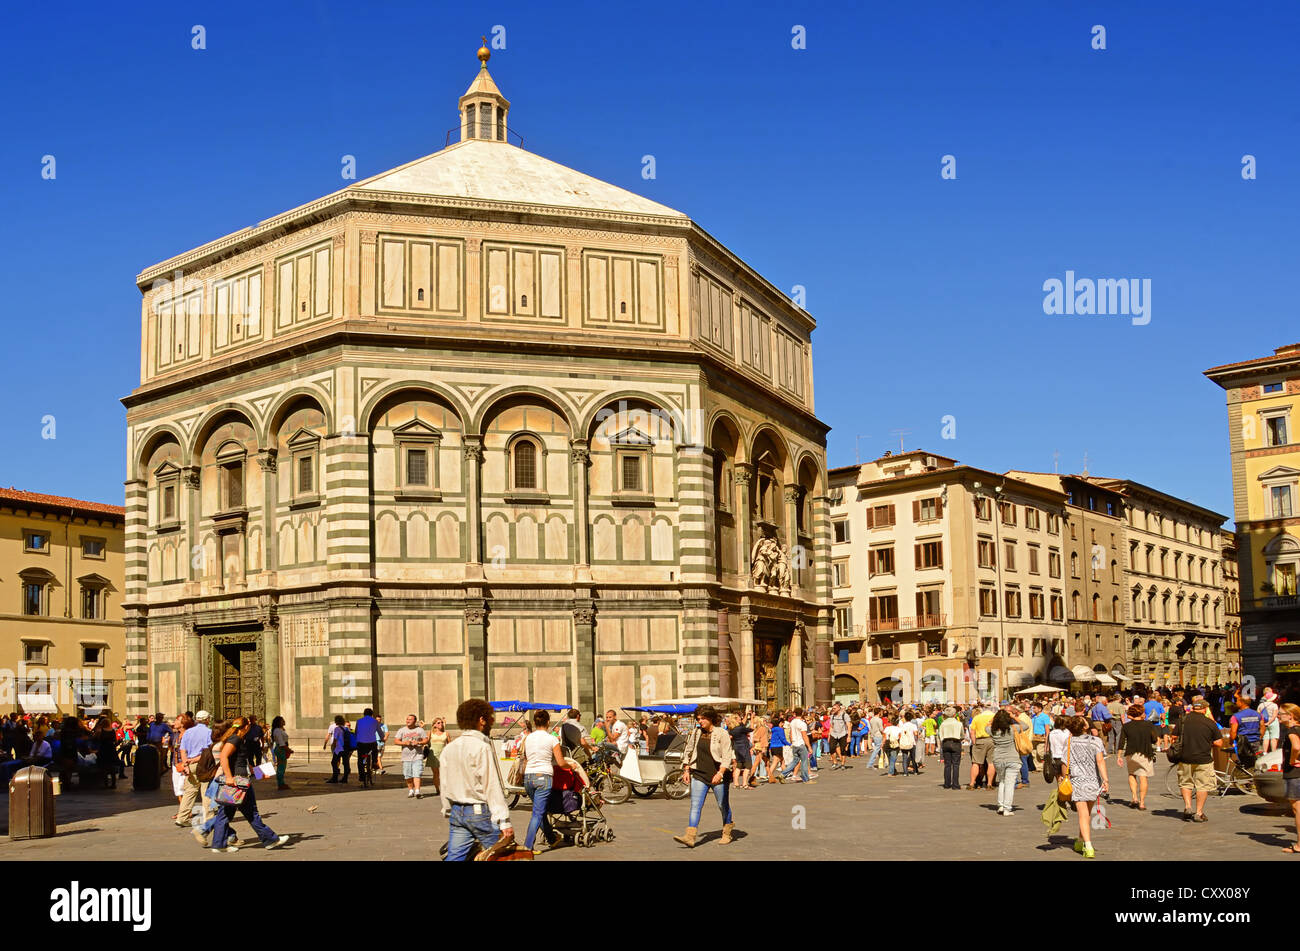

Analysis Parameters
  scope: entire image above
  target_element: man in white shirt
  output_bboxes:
[781,708,813,783]
[603,709,628,753]
[883,721,903,775]
[440,699,513,860]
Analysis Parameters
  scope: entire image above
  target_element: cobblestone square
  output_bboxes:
[4,754,1293,862]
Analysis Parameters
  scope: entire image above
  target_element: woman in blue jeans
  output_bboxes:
[209,717,290,854]
[521,710,567,851]
[673,705,736,848]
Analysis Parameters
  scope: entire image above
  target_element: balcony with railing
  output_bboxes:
[864,614,947,633]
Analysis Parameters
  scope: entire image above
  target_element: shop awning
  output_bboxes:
[18,693,57,714]
[1095,673,1118,687]
[1071,665,1100,682]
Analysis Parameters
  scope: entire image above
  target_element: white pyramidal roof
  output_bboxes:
[353,138,687,219]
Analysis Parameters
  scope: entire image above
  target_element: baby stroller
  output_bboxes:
[546,757,614,848]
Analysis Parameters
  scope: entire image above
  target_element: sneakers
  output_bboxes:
[407,789,416,798]
[265,835,291,849]
[1073,838,1085,854]
[1082,843,1096,859]
[415,792,423,800]
[192,827,209,848]
[211,844,239,854]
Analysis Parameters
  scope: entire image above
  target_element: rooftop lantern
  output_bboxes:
[459,37,510,143]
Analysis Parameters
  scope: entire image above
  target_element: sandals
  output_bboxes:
[1283,844,1300,854]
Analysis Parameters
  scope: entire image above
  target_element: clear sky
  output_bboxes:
[2,0,1295,524]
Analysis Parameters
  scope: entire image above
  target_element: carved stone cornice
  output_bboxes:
[740,613,758,632]
[181,466,201,489]
[573,606,596,626]
[256,449,278,472]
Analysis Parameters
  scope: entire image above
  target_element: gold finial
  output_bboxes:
[477,36,490,67]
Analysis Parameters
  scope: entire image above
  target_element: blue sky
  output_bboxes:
[2,0,1295,524]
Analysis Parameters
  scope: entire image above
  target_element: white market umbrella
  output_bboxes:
[1013,684,1060,695]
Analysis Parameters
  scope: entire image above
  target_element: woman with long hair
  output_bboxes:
[990,709,1024,815]
[270,716,292,790]
[726,712,753,790]
[1277,703,1300,854]
[1062,716,1108,858]
[427,717,449,796]
[208,717,290,854]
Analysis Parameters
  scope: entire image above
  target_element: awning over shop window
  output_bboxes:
[1095,673,1118,687]
[18,693,57,714]
[1071,665,1100,682]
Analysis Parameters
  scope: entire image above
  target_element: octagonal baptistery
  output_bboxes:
[122,48,831,731]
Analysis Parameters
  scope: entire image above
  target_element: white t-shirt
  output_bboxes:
[883,724,902,747]
[608,720,628,751]
[1048,728,1069,760]
[788,718,809,748]
[524,730,560,776]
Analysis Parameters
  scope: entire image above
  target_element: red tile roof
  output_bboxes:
[0,487,124,518]
[1204,343,1300,375]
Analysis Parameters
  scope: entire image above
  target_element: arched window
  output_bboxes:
[1091,593,1100,620]
[513,439,537,491]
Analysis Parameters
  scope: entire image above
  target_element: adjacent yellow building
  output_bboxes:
[1205,342,1300,693]
[0,488,125,717]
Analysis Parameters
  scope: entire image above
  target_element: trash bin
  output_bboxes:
[9,765,56,840]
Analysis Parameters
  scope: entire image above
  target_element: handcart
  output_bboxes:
[489,699,571,809]
[617,703,695,799]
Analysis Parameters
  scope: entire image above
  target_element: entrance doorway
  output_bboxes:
[212,641,261,721]
[755,636,788,714]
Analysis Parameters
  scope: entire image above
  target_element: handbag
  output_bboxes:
[1014,727,1033,756]
[507,751,527,787]
[1166,733,1184,764]
[1057,739,1073,799]
[213,777,248,805]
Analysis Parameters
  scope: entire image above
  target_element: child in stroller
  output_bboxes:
[545,757,614,849]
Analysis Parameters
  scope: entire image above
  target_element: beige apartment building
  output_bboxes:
[1222,530,1243,679]
[1205,343,1300,692]
[121,46,831,726]
[0,488,125,717]
[829,451,1070,702]
[1008,473,1129,686]
[1089,479,1229,687]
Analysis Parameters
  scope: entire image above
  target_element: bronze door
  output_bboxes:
[215,643,258,721]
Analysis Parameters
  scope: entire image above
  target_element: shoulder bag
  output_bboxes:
[1057,739,1073,799]
[1014,725,1033,756]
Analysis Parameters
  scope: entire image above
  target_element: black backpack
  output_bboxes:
[195,746,218,783]
[343,728,357,752]
[1235,735,1257,768]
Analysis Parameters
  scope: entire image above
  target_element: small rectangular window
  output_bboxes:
[82,538,105,558]
[298,455,314,494]
[224,462,244,508]
[83,646,104,666]
[25,532,49,552]
[23,583,43,616]
[406,449,428,486]
[23,642,47,665]
[833,520,850,543]
[1265,415,1289,447]
[1263,382,1284,393]
[163,485,176,520]
[82,587,99,620]
[621,455,642,492]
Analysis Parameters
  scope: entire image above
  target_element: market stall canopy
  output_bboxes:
[623,704,699,714]
[1013,684,1061,695]
[651,696,766,708]
[488,700,570,713]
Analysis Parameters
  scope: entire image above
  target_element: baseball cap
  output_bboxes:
[195,710,211,722]
[1191,696,1208,709]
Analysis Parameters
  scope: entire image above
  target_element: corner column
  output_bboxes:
[260,602,281,723]
[570,440,592,581]
[738,612,756,701]
[735,464,754,586]
[573,602,596,713]
[463,437,484,576]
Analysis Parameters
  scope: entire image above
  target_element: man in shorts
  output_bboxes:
[1259,688,1281,754]
[394,714,428,799]
[1174,696,1223,822]
[827,702,851,770]
[967,704,996,789]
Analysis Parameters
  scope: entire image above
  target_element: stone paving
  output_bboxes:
[2,753,1294,861]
